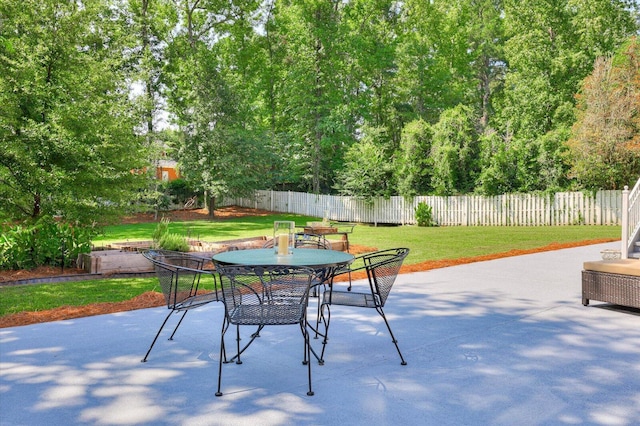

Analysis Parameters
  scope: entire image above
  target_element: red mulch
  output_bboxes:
[0,207,618,328]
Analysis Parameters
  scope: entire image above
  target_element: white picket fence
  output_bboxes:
[221,190,622,226]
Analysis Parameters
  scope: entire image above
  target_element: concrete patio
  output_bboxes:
[1,242,639,425]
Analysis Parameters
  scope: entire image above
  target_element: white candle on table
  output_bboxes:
[278,234,289,255]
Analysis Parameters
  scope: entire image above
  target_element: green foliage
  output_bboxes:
[568,37,640,190]
[414,202,436,227]
[492,0,637,192]
[476,130,517,195]
[0,216,95,270]
[0,0,148,225]
[2,0,635,217]
[335,126,395,202]
[396,119,433,198]
[430,105,479,195]
[166,179,200,206]
[158,233,190,252]
[152,218,171,243]
[151,217,189,251]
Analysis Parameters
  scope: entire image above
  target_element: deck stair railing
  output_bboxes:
[622,177,640,259]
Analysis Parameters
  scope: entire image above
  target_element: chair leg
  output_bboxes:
[306,332,314,396]
[376,307,407,365]
[314,289,325,339]
[216,318,229,397]
[141,310,174,362]
[223,325,263,365]
[235,325,243,364]
[301,319,314,396]
[168,310,188,340]
[316,303,331,363]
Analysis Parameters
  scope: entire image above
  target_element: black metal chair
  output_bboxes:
[319,248,409,365]
[212,263,317,396]
[141,250,219,362]
[262,233,330,250]
[294,233,331,249]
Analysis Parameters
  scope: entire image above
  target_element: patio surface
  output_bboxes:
[1,242,639,426]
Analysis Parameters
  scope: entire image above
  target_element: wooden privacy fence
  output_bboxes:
[222,190,622,226]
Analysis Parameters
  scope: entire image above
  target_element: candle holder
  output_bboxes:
[273,221,295,256]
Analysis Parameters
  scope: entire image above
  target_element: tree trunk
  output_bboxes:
[32,193,41,219]
[208,195,216,217]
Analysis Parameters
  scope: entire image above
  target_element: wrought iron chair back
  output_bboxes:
[294,233,331,250]
[362,249,408,306]
[319,248,409,365]
[213,263,317,396]
[140,250,219,362]
[262,233,330,250]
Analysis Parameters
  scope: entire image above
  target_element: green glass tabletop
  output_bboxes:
[212,248,354,269]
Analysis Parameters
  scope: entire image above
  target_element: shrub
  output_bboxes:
[152,217,171,243]
[415,202,436,227]
[151,217,190,252]
[158,233,190,252]
[0,216,95,270]
[167,178,199,206]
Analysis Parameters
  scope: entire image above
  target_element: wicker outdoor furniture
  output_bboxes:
[582,259,640,309]
[141,250,219,362]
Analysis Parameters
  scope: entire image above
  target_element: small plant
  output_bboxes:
[415,202,436,227]
[151,217,190,252]
[152,217,171,243]
[158,233,190,252]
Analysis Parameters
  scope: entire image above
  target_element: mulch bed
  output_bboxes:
[0,206,618,328]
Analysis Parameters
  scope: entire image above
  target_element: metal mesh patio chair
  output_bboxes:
[212,263,317,396]
[141,249,219,362]
[262,233,330,250]
[294,233,331,249]
[319,248,409,365]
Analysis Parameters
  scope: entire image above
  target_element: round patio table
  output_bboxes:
[212,248,354,270]
[212,248,352,364]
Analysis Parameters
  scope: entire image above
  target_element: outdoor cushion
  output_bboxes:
[583,259,640,277]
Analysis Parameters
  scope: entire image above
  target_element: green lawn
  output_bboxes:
[1,215,621,317]
[95,214,620,265]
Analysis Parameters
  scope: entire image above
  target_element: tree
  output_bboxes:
[335,126,395,202]
[568,37,640,190]
[262,0,350,193]
[162,0,270,215]
[0,0,147,224]
[396,119,433,197]
[492,0,636,192]
[476,129,518,195]
[430,105,479,195]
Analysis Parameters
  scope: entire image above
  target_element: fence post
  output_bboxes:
[621,186,629,259]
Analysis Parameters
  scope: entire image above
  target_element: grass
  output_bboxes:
[94,214,620,265]
[0,275,220,316]
[1,278,159,315]
[92,213,319,246]
[0,214,621,317]
[350,224,620,264]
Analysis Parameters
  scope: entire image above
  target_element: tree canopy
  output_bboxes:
[0,0,148,224]
[568,36,640,190]
[1,0,639,226]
